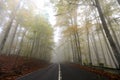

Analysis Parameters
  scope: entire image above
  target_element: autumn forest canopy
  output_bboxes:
[0,0,120,71]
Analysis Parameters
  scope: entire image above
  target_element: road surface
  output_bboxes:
[61,64,108,80]
[17,64,108,80]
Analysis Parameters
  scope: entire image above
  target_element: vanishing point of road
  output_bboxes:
[17,64,108,80]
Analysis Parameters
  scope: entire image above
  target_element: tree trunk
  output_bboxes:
[95,0,120,68]
[86,22,92,65]
[0,19,14,52]
[97,31,107,66]
[105,43,114,67]
[73,7,82,64]
[107,16,120,50]
[30,31,36,57]
[73,34,78,62]
[92,7,118,67]
[17,30,27,56]
[100,25,118,68]
[24,39,30,58]
[76,30,82,64]
[91,32,100,65]
[117,0,120,5]
[70,19,78,62]
[70,35,75,62]
[12,29,27,68]
[67,38,71,61]
[0,0,22,53]
[7,23,19,55]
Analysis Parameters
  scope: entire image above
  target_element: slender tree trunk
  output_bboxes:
[38,44,42,59]
[91,1,116,67]
[70,30,77,62]
[97,31,107,66]
[42,44,47,60]
[73,34,78,62]
[70,35,75,62]
[30,31,36,57]
[17,30,27,56]
[93,7,118,67]
[86,22,92,65]
[24,39,30,58]
[107,16,120,50]
[0,19,14,52]
[12,30,27,68]
[105,44,114,67]
[32,32,38,55]
[91,32,100,65]
[100,25,118,68]
[76,31,82,64]
[117,0,120,5]
[7,23,19,55]
[63,43,67,61]
[40,43,44,60]
[90,36,99,65]
[73,31,80,62]
[36,34,41,57]
[67,38,71,61]
[72,8,82,64]
[0,0,21,53]
[12,27,21,54]
[95,0,120,68]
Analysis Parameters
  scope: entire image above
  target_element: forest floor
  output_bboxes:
[0,55,50,80]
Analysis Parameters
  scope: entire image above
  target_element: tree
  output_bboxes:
[117,0,120,5]
[0,0,22,53]
[54,0,83,64]
[94,0,120,68]
[7,23,19,55]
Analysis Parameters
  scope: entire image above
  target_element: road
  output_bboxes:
[61,64,108,80]
[17,64,108,80]
[17,64,58,80]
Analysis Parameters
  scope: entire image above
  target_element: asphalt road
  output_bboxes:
[17,64,108,80]
[61,64,108,80]
[17,64,58,80]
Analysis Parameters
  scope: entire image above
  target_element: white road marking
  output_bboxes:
[58,64,62,80]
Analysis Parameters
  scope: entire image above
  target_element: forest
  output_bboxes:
[0,0,120,80]
[0,0,53,79]
[53,0,120,68]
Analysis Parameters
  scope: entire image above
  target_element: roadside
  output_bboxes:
[0,54,50,80]
[70,63,120,80]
